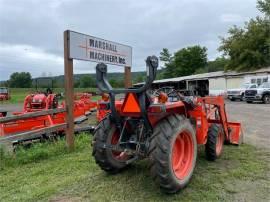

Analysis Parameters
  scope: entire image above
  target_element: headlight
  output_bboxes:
[257,90,263,95]
[32,99,42,103]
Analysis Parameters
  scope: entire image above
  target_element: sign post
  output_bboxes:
[63,30,132,149]
[124,66,132,88]
[64,31,74,150]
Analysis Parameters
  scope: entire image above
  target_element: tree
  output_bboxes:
[9,72,32,88]
[74,80,80,88]
[207,57,229,72]
[162,46,207,78]
[79,75,95,88]
[159,48,172,66]
[194,57,229,74]
[219,0,270,71]
[174,46,207,76]
[109,78,124,88]
[257,0,270,16]
[134,74,145,84]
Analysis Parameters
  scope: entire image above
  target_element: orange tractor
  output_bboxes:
[92,56,242,193]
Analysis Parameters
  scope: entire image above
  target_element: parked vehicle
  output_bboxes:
[227,83,257,101]
[245,82,270,104]
[0,87,10,101]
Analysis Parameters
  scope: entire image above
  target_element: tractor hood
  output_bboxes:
[32,94,46,103]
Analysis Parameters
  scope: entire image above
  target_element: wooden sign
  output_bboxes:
[63,30,132,150]
[69,31,132,66]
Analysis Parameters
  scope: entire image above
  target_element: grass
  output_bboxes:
[0,88,98,104]
[0,134,269,202]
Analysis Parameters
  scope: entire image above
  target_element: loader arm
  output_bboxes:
[199,96,242,145]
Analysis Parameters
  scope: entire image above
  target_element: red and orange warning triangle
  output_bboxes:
[122,93,141,113]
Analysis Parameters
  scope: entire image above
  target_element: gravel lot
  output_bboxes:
[226,100,270,150]
[1,101,269,150]
[0,103,22,114]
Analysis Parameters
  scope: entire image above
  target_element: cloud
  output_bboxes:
[0,43,64,79]
[0,0,259,80]
[220,14,248,23]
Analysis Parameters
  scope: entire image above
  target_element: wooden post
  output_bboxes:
[64,30,75,150]
[124,66,132,88]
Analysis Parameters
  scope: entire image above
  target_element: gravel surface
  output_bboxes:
[226,100,270,150]
[0,103,22,114]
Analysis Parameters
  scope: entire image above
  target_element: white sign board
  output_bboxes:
[68,31,132,66]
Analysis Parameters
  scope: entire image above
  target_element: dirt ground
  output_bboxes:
[0,103,22,114]
[1,101,269,150]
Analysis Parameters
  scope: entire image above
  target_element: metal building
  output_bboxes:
[134,67,270,96]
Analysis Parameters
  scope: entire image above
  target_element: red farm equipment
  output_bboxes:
[20,78,59,113]
[0,87,11,101]
[0,91,97,138]
[75,93,97,115]
[21,93,59,113]
[92,56,242,193]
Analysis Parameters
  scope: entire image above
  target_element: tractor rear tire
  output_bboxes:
[205,124,225,161]
[149,114,197,193]
[92,116,130,174]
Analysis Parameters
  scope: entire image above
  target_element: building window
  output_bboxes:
[257,78,262,85]
[263,77,268,83]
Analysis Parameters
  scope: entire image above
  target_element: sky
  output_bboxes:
[0,0,259,80]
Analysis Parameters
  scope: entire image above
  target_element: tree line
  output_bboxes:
[1,72,127,88]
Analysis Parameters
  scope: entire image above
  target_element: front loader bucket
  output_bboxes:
[227,122,243,145]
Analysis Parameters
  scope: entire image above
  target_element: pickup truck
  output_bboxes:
[227,83,257,101]
[245,82,270,104]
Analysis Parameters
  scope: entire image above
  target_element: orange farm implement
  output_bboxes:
[0,93,97,140]
[92,56,242,193]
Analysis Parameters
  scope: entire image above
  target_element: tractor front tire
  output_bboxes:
[149,114,197,193]
[92,116,130,174]
[205,124,225,161]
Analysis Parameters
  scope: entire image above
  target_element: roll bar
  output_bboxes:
[96,56,158,94]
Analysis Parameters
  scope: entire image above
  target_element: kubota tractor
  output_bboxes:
[92,56,242,193]
[21,78,59,112]
[0,87,10,101]
[23,93,58,112]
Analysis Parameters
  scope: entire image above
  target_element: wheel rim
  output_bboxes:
[171,130,194,180]
[265,95,270,103]
[216,131,224,156]
[110,130,127,161]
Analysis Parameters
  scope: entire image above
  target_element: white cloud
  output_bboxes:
[220,14,248,23]
[0,0,259,80]
[0,43,64,80]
